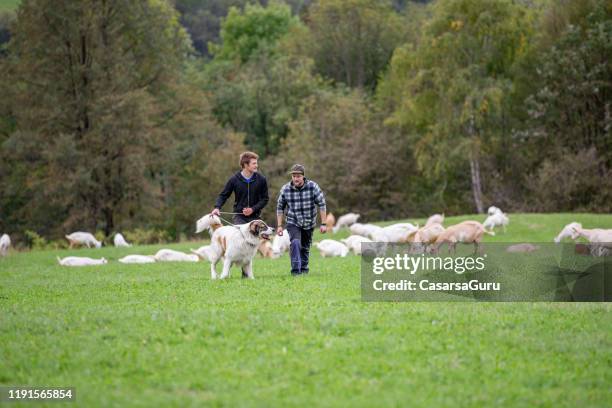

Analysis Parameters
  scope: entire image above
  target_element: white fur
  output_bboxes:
[271,230,290,258]
[195,214,223,235]
[425,214,444,228]
[57,256,107,266]
[571,227,612,247]
[341,235,372,255]
[349,223,383,239]
[154,249,199,263]
[207,220,274,280]
[0,234,10,256]
[315,239,349,257]
[191,245,214,262]
[487,206,503,216]
[385,223,419,232]
[554,222,582,243]
[368,224,419,243]
[118,255,156,264]
[113,233,131,247]
[483,212,509,233]
[332,213,361,233]
[65,232,102,248]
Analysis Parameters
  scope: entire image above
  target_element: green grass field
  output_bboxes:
[0,0,19,12]
[1,214,611,406]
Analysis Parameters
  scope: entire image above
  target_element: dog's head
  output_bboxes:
[249,220,273,240]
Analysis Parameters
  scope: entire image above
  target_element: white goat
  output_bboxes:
[554,222,582,243]
[571,226,612,257]
[57,256,107,266]
[65,232,102,249]
[341,235,373,255]
[190,245,214,262]
[349,223,383,239]
[154,249,199,262]
[425,214,444,228]
[332,213,361,233]
[372,224,419,243]
[0,234,11,256]
[271,230,290,258]
[483,212,509,233]
[315,239,349,257]
[113,233,131,248]
[571,227,612,247]
[487,206,503,216]
[118,255,156,264]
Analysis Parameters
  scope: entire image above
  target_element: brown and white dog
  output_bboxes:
[197,220,274,280]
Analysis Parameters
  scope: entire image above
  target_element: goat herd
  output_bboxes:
[0,206,610,267]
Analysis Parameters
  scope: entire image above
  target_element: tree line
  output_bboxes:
[0,0,610,243]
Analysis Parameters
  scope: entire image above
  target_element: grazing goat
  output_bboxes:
[487,206,503,216]
[332,213,360,233]
[483,212,509,233]
[113,233,131,247]
[65,232,102,249]
[434,221,494,254]
[349,223,383,239]
[554,222,582,243]
[341,235,373,255]
[315,240,349,257]
[425,214,444,228]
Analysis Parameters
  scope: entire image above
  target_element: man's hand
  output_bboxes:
[276,227,283,236]
[211,208,220,216]
[320,225,327,234]
[243,207,254,216]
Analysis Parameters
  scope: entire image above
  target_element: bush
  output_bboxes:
[527,148,612,212]
[123,228,171,245]
[23,230,67,250]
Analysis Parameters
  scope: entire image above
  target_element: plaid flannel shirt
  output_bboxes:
[277,179,326,230]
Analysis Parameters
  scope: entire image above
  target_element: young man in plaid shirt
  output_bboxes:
[276,164,327,276]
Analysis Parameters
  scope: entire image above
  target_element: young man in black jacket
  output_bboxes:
[211,151,269,224]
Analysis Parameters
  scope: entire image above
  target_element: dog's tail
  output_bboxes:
[196,215,223,235]
[56,256,63,265]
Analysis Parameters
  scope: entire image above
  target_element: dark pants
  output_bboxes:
[286,224,313,275]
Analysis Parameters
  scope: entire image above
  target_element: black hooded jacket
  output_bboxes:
[214,171,269,220]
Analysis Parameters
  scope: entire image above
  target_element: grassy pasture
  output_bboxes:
[0,0,18,12]
[1,213,611,406]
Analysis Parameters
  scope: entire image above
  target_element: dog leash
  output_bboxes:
[214,213,268,229]
[216,214,240,228]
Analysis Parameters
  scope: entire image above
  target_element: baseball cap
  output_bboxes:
[289,164,305,175]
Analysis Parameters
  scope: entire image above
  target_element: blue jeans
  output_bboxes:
[286,224,313,275]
